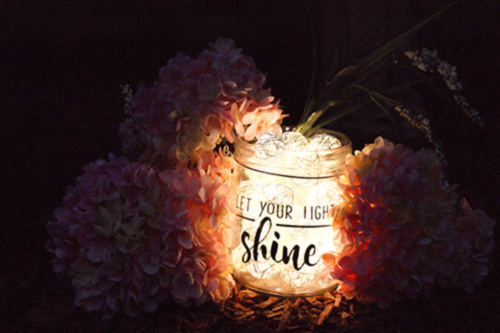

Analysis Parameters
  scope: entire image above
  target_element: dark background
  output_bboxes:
[1,0,499,331]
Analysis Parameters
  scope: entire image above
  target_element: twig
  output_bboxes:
[316,303,335,327]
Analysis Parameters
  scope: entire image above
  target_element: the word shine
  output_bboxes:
[241,217,320,271]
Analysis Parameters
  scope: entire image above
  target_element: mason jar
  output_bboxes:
[228,129,352,296]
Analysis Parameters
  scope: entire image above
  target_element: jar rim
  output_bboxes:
[233,128,352,178]
[233,128,352,153]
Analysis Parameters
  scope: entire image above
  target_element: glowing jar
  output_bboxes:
[229,130,352,296]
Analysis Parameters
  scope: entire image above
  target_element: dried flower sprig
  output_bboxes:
[405,48,483,126]
[45,18,495,319]
[393,104,445,162]
[120,84,141,157]
[295,1,479,159]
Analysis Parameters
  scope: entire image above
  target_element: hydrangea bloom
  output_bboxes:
[46,154,234,318]
[322,137,495,308]
[120,37,285,167]
[450,199,496,292]
[159,156,235,306]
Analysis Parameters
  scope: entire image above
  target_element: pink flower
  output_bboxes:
[450,199,496,292]
[171,258,206,305]
[120,37,285,168]
[46,154,235,317]
[46,155,173,318]
[232,90,286,141]
[323,137,495,308]
[159,166,235,306]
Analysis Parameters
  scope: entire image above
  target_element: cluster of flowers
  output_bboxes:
[46,38,285,318]
[323,137,495,308]
[405,48,483,126]
[46,155,234,317]
[120,37,284,168]
[46,37,494,317]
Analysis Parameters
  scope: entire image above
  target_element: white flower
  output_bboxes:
[404,48,483,126]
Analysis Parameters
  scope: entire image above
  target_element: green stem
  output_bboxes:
[296,99,340,135]
[299,0,318,125]
[369,94,397,124]
[404,65,458,110]
[295,1,455,136]
[304,98,372,136]
[301,78,430,135]
[296,110,325,134]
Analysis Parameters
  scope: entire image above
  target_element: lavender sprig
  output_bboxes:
[405,48,483,126]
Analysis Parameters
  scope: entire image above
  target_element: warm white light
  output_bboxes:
[229,131,350,296]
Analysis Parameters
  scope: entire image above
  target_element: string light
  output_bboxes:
[229,130,351,296]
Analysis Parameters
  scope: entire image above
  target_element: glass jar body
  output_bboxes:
[228,130,352,296]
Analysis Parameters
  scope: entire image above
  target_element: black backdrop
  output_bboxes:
[2,1,499,331]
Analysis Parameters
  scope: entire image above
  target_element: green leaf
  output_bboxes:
[369,94,397,125]
[353,84,397,123]
[296,1,455,136]
[306,97,373,135]
[315,65,357,112]
[325,47,340,84]
[300,0,318,126]
[299,95,315,126]
[404,65,458,110]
